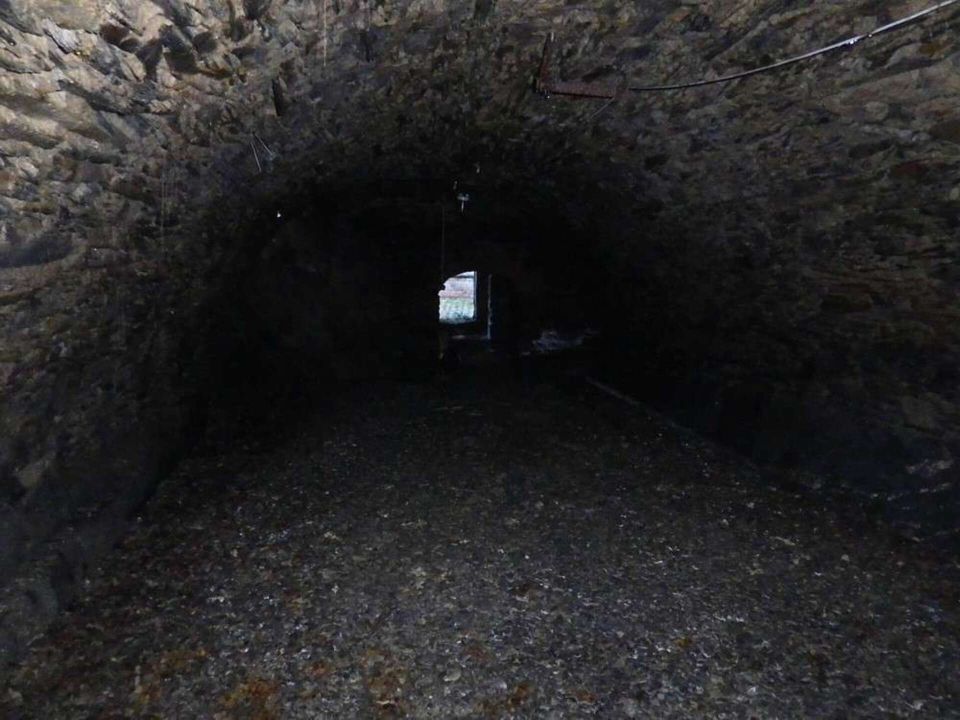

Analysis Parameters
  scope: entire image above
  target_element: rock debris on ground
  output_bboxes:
[2,375,958,719]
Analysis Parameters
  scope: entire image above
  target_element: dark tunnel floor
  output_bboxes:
[3,374,959,719]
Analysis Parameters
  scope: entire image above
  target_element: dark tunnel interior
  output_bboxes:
[1,0,959,716]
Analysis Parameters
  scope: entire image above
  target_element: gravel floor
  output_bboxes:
[2,374,958,719]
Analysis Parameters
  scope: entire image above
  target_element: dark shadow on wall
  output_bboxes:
[203,193,441,426]
[584,201,960,548]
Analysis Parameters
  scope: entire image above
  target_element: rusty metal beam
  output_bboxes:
[536,33,622,100]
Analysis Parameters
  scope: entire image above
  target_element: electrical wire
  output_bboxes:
[627,0,960,93]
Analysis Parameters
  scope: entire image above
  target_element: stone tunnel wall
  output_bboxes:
[1,0,959,673]
[0,0,542,670]
[591,193,959,541]
[522,1,960,542]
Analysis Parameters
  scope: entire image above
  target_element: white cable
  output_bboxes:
[628,0,960,93]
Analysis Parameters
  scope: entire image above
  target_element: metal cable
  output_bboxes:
[627,0,960,93]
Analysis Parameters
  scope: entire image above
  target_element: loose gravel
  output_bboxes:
[3,375,958,719]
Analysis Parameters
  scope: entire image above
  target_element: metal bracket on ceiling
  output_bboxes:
[535,33,625,100]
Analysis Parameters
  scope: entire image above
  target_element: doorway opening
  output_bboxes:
[439,271,478,324]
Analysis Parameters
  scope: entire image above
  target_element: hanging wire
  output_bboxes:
[627,0,960,93]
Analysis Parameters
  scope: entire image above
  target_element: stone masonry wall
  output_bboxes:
[1,0,958,671]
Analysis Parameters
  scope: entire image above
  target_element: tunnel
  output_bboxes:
[1,0,959,716]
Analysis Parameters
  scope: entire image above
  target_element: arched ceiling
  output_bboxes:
[2,1,958,491]
[1,0,957,272]
[1,0,959,673]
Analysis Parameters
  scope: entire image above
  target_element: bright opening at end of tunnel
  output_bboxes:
[439,271,477,324]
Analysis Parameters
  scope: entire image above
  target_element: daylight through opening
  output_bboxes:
[439,271,477,324]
